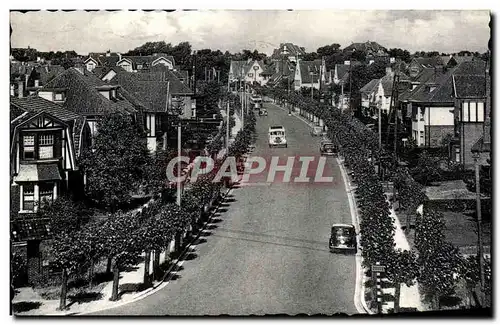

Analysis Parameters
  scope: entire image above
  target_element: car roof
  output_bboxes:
[331,223,355,228]
[270,126,284,130]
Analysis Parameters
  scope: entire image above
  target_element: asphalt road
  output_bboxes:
[92,101,358,316]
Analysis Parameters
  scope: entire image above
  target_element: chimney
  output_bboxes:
[18,80,24,98]
[35,79,40,87]
[25,74,29,87]
[10,84,15,96]
[106,50,111,57]
[118,53,122,61]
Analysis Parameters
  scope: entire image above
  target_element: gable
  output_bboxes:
[17,112,67,130]
[151,57,174,68]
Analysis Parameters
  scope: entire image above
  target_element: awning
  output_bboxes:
[14,163,62,183]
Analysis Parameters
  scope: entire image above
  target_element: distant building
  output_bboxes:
[271,43,306,63]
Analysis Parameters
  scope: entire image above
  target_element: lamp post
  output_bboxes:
[472,150,486,305]
[253,65,258,85]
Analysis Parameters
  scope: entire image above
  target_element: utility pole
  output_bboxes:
[176,123,182,207]
[226,101,230,154]
[378,99,382,150]
[473,152,486,305]
[163,81,171,150]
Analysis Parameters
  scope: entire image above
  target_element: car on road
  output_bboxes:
[329,224,357,253]
[310,126,324,137]
[259,108,268,116]
[319,140,338,156]
[268,125,287,148]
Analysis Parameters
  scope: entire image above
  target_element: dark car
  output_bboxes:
[320,141,338,156]
[329,224,357,253]
[259,108,268,116]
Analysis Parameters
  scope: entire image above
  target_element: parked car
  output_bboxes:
[329,224,357,253]
[259,108,268,116]
[319,140,338,156]
[310,126,324,137]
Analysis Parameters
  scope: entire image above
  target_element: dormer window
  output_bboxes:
[54,92,64,102]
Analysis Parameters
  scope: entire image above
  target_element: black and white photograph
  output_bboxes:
[7,7,493,317]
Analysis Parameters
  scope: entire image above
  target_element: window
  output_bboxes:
[248,73,253,77]
[54,93,63,101]
[462,102,469,121]
[420,131,424,145]
[454,147,460,163]
[23,135,35,160]
[23,184,35,211]
[39,183,54,207]
[477,102,484,122]
[469,102,477,122]
[38,134,54,159]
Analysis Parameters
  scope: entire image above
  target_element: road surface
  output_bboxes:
[92,100,358,316]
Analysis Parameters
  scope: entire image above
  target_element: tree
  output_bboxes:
[50,230,86,310]
[410,150,442,186]
[100,211,142,301]
[388,48,411,63]
[80,113,150,211]
[415,209,461,309]
[385,249,419,312]
[37,195,92,235]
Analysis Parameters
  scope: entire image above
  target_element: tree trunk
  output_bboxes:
[394,282,401,313]
[153,250,160,281]
[106,257,112,274]
[175,231,182,253]
[110,261,120,301]
[58,268,68,310]
[143,251,151,287]
[88,259,94,289]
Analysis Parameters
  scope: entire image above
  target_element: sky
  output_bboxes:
[10,10,491,55]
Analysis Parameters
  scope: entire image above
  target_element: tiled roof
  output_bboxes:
[133,70,194,95]
[299,60,321,84]
[43,68,136,115]
[360,79,380,94]
[87,52,122,67]
[344,41,386,53]
[414,56,444,68]
[272,43,306,58]
[452,63,487,98]
[107,71,170,112]
[453,55,475,65]
[336,64,350,80]
[29,65,66,86]
[10,96,81,122]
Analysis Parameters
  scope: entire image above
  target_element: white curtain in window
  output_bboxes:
[477,102,484,122]
[469,102,477,122]
[39,146,54,159]
[462,102,469,122]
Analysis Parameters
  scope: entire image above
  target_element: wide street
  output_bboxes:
[92,100,359,316]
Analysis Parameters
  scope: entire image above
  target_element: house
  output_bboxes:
[102,68,195,152]
[10,96,90,238]
[360,78,380,116]
[228,59,267,87]
[271,43,306,63]
[293,59,327,91]
[266,60,293,88]
[116,53,176,72]
[26,65,66,94]
[407,56,445,78]
[84,51,122,72]
[451,60,488,169]
[332,62,351,85]
[38,66,139,144]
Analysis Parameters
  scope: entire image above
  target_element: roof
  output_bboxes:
[42,68,136,115]
[87,52,122,67]
[413,56,444,68]
[31,65,66,86]
[10,96,81,122]
[14,163,62,182]
[344,41,386,53]
[134,70,193,95]
[107,71,170,112]
[360,79,380,94]
[336,64,350,80]
[299,60,322,84]
[271,43,306,59]
[119,54,176,70]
